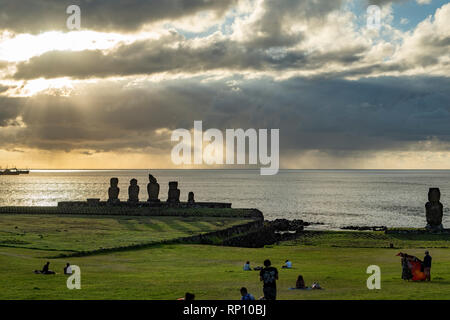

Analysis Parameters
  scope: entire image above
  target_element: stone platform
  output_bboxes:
[57,200,231,209]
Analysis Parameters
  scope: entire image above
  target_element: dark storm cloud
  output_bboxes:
[13,36,368,79]
[1,76,450,156]
[0,85,10,93]
[0,96,23,126]
[0,0,237,33]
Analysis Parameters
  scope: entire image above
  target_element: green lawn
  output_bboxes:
[1,244,450,300]
[1,215,450,300]
[284,230,450,249]
[0,214,253,252]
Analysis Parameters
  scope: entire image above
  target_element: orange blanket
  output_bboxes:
[397,252,426,281]
[408,259,426,281]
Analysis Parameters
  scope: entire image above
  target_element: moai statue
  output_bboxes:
[167,181,180,204]
[107,178,120,205]
[188,191,195,205]
[128,178,140,204]
[425,188,444,232]
[147,174,160,202]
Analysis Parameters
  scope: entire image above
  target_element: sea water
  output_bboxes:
[0,169,449,228]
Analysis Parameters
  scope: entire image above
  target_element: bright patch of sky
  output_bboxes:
[349,0,448,31]
[392,0,449,31]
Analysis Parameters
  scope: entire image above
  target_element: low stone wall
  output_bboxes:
[58,201,231,209]
[385,228,450,234]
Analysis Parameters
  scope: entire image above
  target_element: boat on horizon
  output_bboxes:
[0,168,30,175]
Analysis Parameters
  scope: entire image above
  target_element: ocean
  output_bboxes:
[0,169,449,229]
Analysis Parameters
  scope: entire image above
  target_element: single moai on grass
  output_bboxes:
[425,188,444,232]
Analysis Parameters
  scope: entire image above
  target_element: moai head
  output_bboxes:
[169,181,178,190]
[149,174,157,184]
[110,177,119,188]
[428,188,441,203]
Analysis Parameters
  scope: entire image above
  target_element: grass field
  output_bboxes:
[0,214,253,252]
[1,214,450,300]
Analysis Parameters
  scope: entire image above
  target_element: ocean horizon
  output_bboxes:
[1,169,448,229]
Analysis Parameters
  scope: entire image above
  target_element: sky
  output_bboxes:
[0,0,449,169]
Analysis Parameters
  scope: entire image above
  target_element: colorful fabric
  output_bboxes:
[397,252,426,281]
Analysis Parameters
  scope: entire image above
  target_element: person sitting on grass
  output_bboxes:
[240,287,255,300]
[282,259,292,269]
[64,263,72,275]
[289,275,310,290]
[311,282,322,289]
[178,292,195,300]
[34,262,55,275]
[243,261,252,271]
[296,275,306,289]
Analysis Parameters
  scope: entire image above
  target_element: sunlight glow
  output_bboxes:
[0,30,143,62]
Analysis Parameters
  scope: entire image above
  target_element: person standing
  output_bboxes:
[401,255,412,281]
[260,259,278,300]
[424,250,432,281]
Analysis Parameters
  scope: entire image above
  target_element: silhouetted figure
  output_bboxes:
[296,275,306,289]
[424,250,432,281]
[35,261,55,275]
[401,256,412,281]
[188,191,195,204]
[108,177,120,205]
[167,181,180,204]
[260,259,278,300]
[147,174,160,202]
[425,188,444,232]
[128,179,139,204]
[184,292,195,300]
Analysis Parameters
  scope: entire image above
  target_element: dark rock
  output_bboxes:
[267,219,306,231]
[341,226,387,231]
